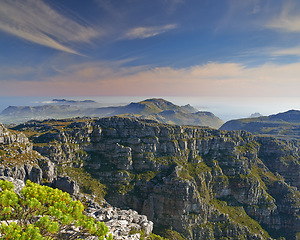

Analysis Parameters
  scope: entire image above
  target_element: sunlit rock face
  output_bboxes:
[10,117,300,240]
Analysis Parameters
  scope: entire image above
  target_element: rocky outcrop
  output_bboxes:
[0,122,29,145]
[0,122,57,185]
[11,117,300,239]
[54,175,80,195]
[84,196,153,240]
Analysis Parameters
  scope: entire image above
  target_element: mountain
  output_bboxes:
[115,99,223,128]
[220,109,300,139]
[0,98,224,128]
[10,117,300,240]
[52,98,98,106]
[180,103,198,113]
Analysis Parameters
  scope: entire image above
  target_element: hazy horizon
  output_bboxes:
[1,96,299,122]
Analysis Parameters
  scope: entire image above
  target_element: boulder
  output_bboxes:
[54,175,80,196]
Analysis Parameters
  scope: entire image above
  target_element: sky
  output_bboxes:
[1,0,300,98]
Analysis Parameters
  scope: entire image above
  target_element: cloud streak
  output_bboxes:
[271,46,300,56]
[266,3,300,33]
[0,0,99,55]
[123,24,177,39]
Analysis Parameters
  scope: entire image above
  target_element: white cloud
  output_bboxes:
[123,24,177,39]
[0,0,99,55]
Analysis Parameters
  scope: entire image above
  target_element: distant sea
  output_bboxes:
[0,96,300,122]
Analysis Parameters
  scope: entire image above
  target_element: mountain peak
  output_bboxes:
[138,98,174,106]
[249,112,263,118]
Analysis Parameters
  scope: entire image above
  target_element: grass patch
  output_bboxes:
[187,162,211,178]
[154,226,187,240]
[136,171,159,181]
[58,166,106,199]
[236,141,260,153]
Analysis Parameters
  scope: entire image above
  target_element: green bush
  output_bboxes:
[0,180,112,240]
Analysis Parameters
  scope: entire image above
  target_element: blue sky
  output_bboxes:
[1,0,300,97]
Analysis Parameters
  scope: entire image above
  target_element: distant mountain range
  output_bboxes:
[51,99,98,106]
[0,98,224,128]
[220,109,300,138]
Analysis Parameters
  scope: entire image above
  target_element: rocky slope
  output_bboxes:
[11,117,300,240]
[220,110,300,139]
[0,98,224,128]
[0,122,154,240]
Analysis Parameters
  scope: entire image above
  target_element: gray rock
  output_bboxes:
[54,175,80,196]
[38,158,57,183]
[82,195,153,240]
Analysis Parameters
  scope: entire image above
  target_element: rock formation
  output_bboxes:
[11,117,300,240]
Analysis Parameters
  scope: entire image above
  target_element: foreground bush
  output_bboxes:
[0,180,113,240]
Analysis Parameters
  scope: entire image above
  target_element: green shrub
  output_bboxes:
[0,180,112,240]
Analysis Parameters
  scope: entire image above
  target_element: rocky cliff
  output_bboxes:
[0,121,154,240]
[11,117,300,240]
[0,122,56,184]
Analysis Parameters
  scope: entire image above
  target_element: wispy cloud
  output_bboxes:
[123,24,177,39]
[52,60,148,83]
[271,46,300,56]
[266,3,300,33]
[0,0,99,55]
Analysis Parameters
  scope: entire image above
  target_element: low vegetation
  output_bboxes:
[0,180,112,240]
[57,166,106,200]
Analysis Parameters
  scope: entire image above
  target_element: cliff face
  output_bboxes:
[0,122,56,184]
[0,122,29,145]
[12,117,300,240]
[0,121,154,240]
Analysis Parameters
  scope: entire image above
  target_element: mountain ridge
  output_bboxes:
[0,98,224,128]
[220,109,300,139]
